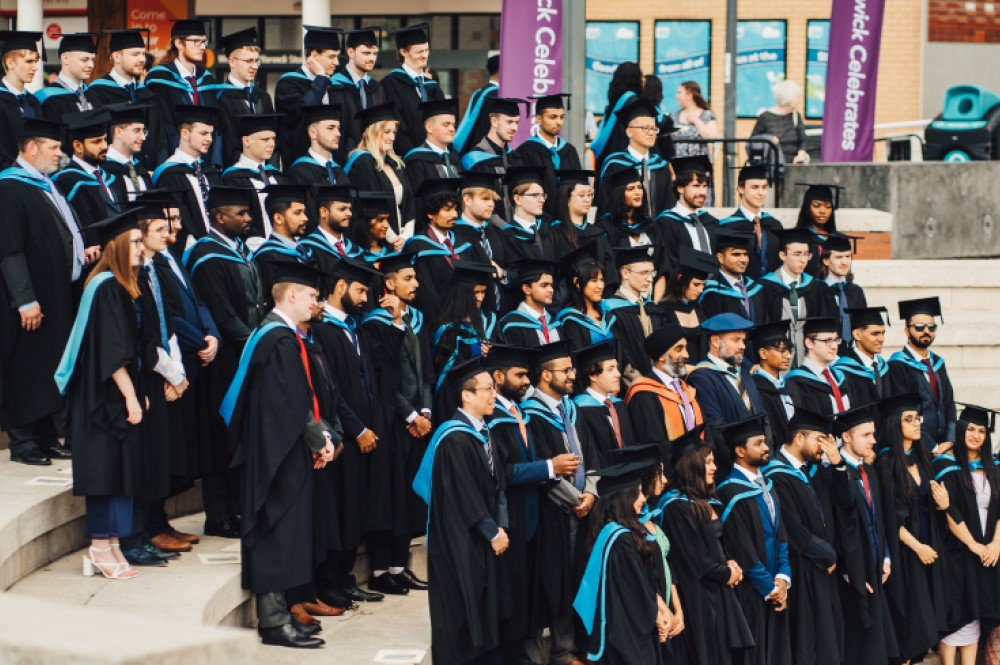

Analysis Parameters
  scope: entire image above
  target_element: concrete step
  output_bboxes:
[703,207,894,233]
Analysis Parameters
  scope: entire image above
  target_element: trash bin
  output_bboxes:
[924,85,1000,161]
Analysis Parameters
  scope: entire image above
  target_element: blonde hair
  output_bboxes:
[352,120,404,171]
[3,48,36,70]
[462,186,500,201]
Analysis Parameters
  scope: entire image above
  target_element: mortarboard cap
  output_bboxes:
[390,23,429,50]
[670,154,712,178]
[486,54,500,75]
[595,460,654,495]
[560,240,601,274]
[65,109,111,140]
[174,104,218,127]
[833,403,877,435]
[447,357,491,392]
[488,97,528,118]
[531,340,573,372]
[614,97,658,125]
[643,323,687,360]
[263,183,308,207]
[303,25,342,52]
[0,30,42,55]
[132,189,179,208]
[300,104,341,126]
[676,247,718,280]
[801,316,840,336]
[700,313,755,334]
[606,166,642,191]
[332,257,380,288]
[576,340,617,369]
[797,182,845,209]
[752,319,792,349]
[788,408,835,435]
[105,102,151,126]
[846,306,889,329]
[670,426,710,468]
[414,177,461,200]
[206,186,253,211]
[556,169,594,187]
[504,164,546,189]
[55,32,97,55]
[219,27,259,54]
[737,162,772,184]
[880,393,922,418]
[90,209,140,247]
[271,261,325,289]
[608,443,663,466]
[613,244,655,269]
[512,258,557,284]
[312,183,355,204]
[419,98,457,121]
[170,19,208,38]
[485,344,533,370]
[104,29,147,52]
[898,297,942,322]
[718,414,768,452]
[958,403,998,432]
[461,171,501,192]
[345,27,380,50]
[774,227,813,251]
[358,191,395,217]
[356,103,398,133]
[235,113,281,138]
[822,232,860,254]
[450,260,495,286]
[379,250,418,274]
[713,226,755,251]
[531,93,571,113]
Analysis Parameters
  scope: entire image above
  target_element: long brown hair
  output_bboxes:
[587,484,656,559]
[86,230,140,299]
[668,445,717,519]
[680,81,710,111]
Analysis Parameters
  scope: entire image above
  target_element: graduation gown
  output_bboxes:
[285,154,350,231]
[299,228,362,277]
[52,163,123,242]
[588,91,637,168]
[596,214,671,281]
[686,360,767,428]
[344,151,415,237]
[0,171,79,429]
[36,81,93,124]
[572,392,635,469]
[716,212,783,280]
[143,64,221,164]
[250,234,313,304]
[453,218,510,314]
[830,457,899,665]
[405,230,474,328]
[403,142,461,196]
[762,457,844,665]
[874,454,948,660]
[151,158,223,251]
[224,317,328,593]
[0,85,41,169]
[496,307,558,348]
[822,279,867,352]
[659,496,754,665]
[86,76,166,169]
[379,68,444,158]
[699,273,767,325]
[461,137,517,224]
[752,372,795,447]
[886,347,957,449]
[652,299,707,362]
[784,365,852,418]
[274,70,335,167]
[759,273,838,360]
[453,82,497,155]
[716,470,793,665]
[104,154,152,203]
[419,414,510,663]
[220,163,289,240]
[328,71,387,159]
[604,295,658,377]
[574,523,662,665]
[597,151,676,218]
[656,208,720,274]
[512,136,583,218]
[624,374,704,454]
[431,315,495,419]
[63,275,143,497]
[835,349,889,405]
[212,81,276,167]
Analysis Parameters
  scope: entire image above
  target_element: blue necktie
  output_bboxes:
[345,316,360,354]
[144,264,170,348]
[416,75,428,102]
[549,144,561,170]
[18,94,34,118]
[357,79,368,109]
[245,85,255,113]
[325,160,337,184]
[835,282,851,342]
[557,401,585,491]
[124,82,137,103]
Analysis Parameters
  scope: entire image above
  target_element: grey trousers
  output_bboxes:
[256,591,291,629]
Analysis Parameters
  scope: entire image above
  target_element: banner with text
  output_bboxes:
[127,0,187,58]
[736,20,787,118]
[499,0,563,147]
[584,21,639,117]
[821,0,886,161]
[654,20,711,115]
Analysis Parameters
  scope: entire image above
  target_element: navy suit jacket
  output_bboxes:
[686,359,766,426]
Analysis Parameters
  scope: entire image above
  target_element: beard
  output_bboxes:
[662,357,687,378]
[908,334,933,350]
[342,297,365,316]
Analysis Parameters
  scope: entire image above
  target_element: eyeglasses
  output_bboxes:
[231,57,262,66]
[911,323,938,332]
[811,337,842,346]
[130,239,144,247]
[521,192,547,200]
[550,366,577,376]
[471,384,497,394]
[183,38,208,47]
[902,414,924,425]
[627,125,659,134]
[628,269,656,278]
[129,127,150,138]
[785,251,811,258]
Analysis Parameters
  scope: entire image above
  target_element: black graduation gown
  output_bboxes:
[934,458,1000,632]
[143,64,221,164]
[405,231,474,328]
[752,373,794,447]
[403,143,462,196]
[274,70,335,167]
[490,405,548,641]
[686,361,767,428]
[759,272,838,328]
[822,279,867,352]
[0,86,41,169]
[344,151,415,237]
[830,459,899,665]
[461,137,517,224]
[227,322,322,593]
[104,155,152,203]
[835,349,889,406]
[378,68,445,159]
[652,300,707,362]
[659,499,754,665]
[596,213,671,281]
[874,455,948,660]
[716,472,793,665]
[699,273,768,325]
[886,347,957,450]
[572,394,635,469]
[219,164,289,240]
[453,218,510,314]
[784,365,853,418]
[328,70,387,159]
[499,221,548,278]
[213,82,276,167]
[66,277,143,497]
[597,152,676,218]
[426,414,509,664]
[285,154,351,232]
[36,81,92,122]
[512,136,583,218]
[496,308,552,349]
[604,295,658,377]
[716,213,783,280]
[250,234,312,306]
[52,163,122,243]
[151,160,223,252]
[86,76,166,170]
[763,457,844,665]
[540,220,612,280]
[454,82,497,155]
[656,209,721,274]
[0,175,78,429]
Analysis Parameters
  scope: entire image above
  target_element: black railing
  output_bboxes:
[670,137,784,208]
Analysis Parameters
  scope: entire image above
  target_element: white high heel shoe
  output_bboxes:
[82,546,140,580]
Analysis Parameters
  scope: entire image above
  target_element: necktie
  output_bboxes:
[334,239,346,256]
[822,368,846,412]
[604,398,623,448]
[549,145,561,170]
[922,357,940,401]
[46,178,85,280]
[754,476,776,521]
[789,280,800,320]
[539,313,551,343]
[325,160,337,184]
[556,402,586,490]
[732,370,754,412]
[294,331,321,422]
[257,163,270,185]
[637,300,653,336]
[858,464,873,507]
[442,151,456,178]
[235,237,249,259]
[357,79,368,109]
[127,160,142,195]
[508,404,529,451]
[416,75,428,102]
[124,82,137,103]
[753,216,768,271]
[75,88,93,111]
[93,168,115,205]
[442,235,457,267]
[687,213,712,252]
[404,312,419,360]
[193,160,210,201]
[671,379,696,429]
[736,278,752,318]
[144,264,170,348]
[18,94,34,118]
[835,282,851,342]
[345,316,361,355]
[245,85,255,113]
[186,76,201,105]
[480,428,495,474]
[640,160,652,218]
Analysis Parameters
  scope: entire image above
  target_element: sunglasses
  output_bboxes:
[910,323,937,332]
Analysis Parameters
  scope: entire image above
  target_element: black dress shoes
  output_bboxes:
[290,617,322,636]
[396,568,429,591]
[10,449,51,466]
[368,573,409,595]
[121,545,168,566]
[142,540,179,560]
[42,444,72,459]
[317,588,355,610]
[204,519,240,539]
[259,623,324,649]
[342,584,384,603]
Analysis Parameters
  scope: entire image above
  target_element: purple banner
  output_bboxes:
[820,0,886,162]
[498,0,563,148]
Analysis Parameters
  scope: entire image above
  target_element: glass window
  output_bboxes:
[806,20,830,119]
[585,21,640,116]
[654,20,711,114]
[263,17,303,52]
[736,20,787,118]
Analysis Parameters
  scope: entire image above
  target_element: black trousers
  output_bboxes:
[366,531,411,572]
[8,415,60,456]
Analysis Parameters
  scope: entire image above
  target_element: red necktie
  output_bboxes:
[295,332,321,423]
[442,236,457,268]
[922,357,940,401]
[858,464,872,506]
[752,215,763,245]
[334,239,346,256]
[539,314,551,343]
[604,398,623,448]
[93,168,114,203]
[186,76,201,105]
[822,368,846,412]
[508,404,529,451]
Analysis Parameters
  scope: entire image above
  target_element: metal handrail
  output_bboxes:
[670,137,784,207]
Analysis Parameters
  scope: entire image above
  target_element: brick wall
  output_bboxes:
[929,0,1000,42]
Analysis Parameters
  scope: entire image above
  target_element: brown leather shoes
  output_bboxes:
[167,525,200,544]
[290,603,320,626]
[300,599,346,617]
[149,533,193,552]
